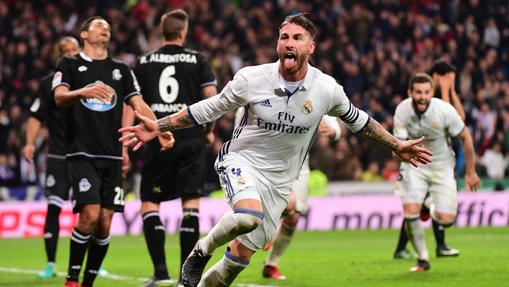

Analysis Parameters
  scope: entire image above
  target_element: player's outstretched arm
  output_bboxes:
[458,128,480,191]
[359,119,433,167]
[119,108,194,151]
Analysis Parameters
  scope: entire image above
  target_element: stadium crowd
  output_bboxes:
[0,0,507,190]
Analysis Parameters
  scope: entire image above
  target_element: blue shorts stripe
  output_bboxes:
[234,208,264,219]
[224,250,250,266]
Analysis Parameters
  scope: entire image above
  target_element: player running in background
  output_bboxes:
[120,14,432,287]
[393,73,480,272]
[23,36,80,279]
[133,9,217,287]
[53,16,166,287]
[393,60,465,259]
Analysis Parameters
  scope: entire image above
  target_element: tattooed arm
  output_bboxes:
[358,118,400,150]
[358,118,433,167]
[157,108,195,132]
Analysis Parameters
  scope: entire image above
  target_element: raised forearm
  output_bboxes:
[54,87,82,107]
[157,108,195,132]
[460,130,476,174]
[358,118,400,151]
[450,90,466,121]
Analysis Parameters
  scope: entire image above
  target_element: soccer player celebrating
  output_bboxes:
[52,17,166,287]
[393,60,464,259]
[393,73,480,272]
[120,14,432,286]
[23,36,80,279]
[133,9,217,287]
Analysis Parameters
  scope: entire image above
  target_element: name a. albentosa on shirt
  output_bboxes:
[140,53,198,64]
[257,118,309,134]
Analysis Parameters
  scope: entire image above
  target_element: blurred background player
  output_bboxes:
[393,73,480,272]
[132,9,217,287]
[119,14,432,287]
[393,60,465,259]
[22,36,80,279]
[53,16,163,287]
[262,115,341,280]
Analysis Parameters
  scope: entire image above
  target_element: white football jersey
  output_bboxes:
[189,62,368,187]
[393,97,465,168]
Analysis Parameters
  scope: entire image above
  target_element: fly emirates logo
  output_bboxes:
[257,112,309,134]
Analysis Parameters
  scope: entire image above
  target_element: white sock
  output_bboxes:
[198,249,249,287]
[405,216,429,260]
[265,222,295,266]
[198,209,263,255]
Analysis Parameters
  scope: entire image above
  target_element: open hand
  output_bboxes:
[119,110,160,151]
[393,136,433,167]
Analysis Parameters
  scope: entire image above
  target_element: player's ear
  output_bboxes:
[308,40,316,54]
[80,30,88,42]
[407,88,412,98]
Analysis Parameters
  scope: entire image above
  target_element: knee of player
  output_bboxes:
[433,213,456,227]
[233,209,264,233]
[79,211,101,228]
[283,211,300,227]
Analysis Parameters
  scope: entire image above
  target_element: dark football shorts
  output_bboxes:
[45,156,71,203]
[141,139,206,203]
[68,157,124,213]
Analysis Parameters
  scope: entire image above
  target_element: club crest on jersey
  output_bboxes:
[78,66,88,72]
[80,81,117,112]
[301,99,313,115]
[112,69,122,80]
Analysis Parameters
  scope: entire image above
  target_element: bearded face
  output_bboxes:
[277,23,315,78]
[409,82,434,114]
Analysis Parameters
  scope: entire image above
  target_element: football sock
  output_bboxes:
[395,220,408,251]
[142,211,169,279]
[404,216,429,260]
[265,222,295,266]
[199,247,249,287]
[44,201,62,263]
[66,228,91,282]
[82,235,110,286]
[432,219,446,247]
[180,208,200,269]
[197,209,263,256]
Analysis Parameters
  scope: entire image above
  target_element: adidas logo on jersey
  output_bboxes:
[260,99,272,107]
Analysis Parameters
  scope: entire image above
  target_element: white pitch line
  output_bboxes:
[0,267,279,287]
[237,285,279,287]
[0,267,149,282]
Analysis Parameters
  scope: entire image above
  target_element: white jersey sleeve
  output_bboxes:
[326,84,369,133]
[321,115,341,141]
[443,103,465,137]
[189,73,248,124]
[393,103,409,140]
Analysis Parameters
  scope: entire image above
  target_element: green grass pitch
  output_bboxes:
[1,227,508,287]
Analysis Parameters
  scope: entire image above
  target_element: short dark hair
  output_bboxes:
[80,16,106,33]
[280,13,317,39]
[409,73,434,90]
[160,9,188,41]
[428,58,456,75]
